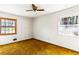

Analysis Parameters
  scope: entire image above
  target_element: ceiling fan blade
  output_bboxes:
[32,4,36,8]
[32,4,37,11]
[37,9,44,11]
[26,10,33,11]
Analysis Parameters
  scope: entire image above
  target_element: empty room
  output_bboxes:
[0,4,79,55]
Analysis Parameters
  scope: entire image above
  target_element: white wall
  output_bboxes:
[33,5,79,51]
[0,11,32,45]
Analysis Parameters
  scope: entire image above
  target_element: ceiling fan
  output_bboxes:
[26,4,44,12]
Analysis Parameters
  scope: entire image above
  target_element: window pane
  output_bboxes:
[1,19,6,26]
[1,27,6,34]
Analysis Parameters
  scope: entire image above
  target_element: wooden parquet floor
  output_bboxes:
[0,38,79,55]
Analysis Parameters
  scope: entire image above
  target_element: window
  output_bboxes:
[61,16,78,27]
[0,17,17,35]
[58,16,79,36]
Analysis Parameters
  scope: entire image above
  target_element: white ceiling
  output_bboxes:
[0,4,77,18]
